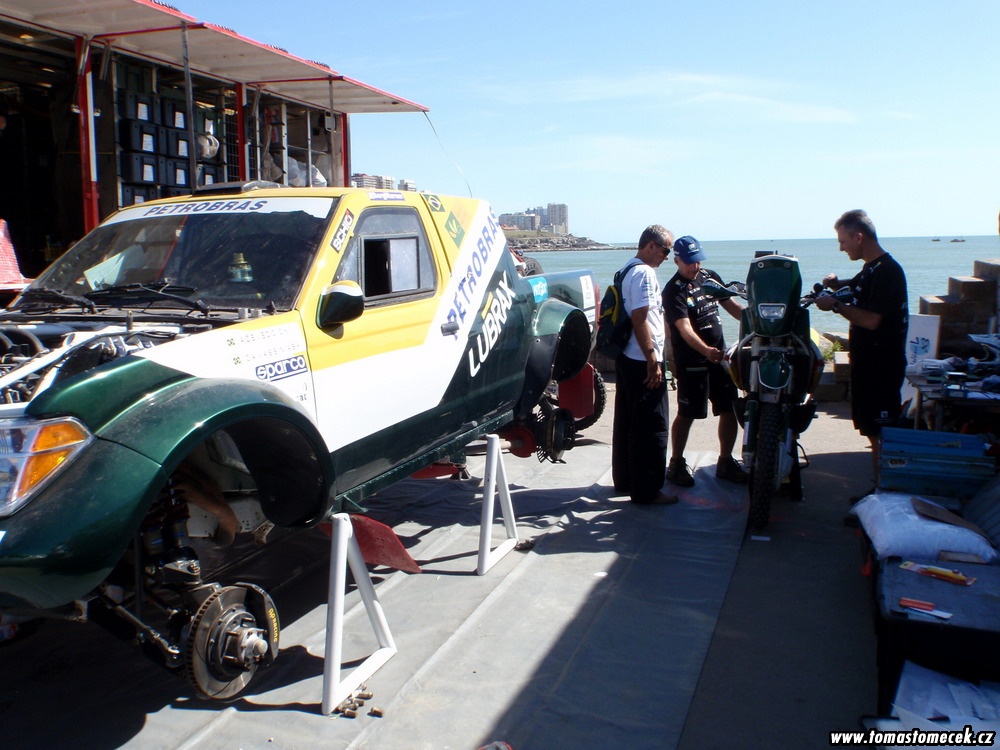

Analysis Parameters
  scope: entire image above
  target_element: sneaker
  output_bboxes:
[667,457,695,487]
[716,456,750,484]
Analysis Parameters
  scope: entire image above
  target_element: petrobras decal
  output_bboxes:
[331,209,355,252]
[443,209,505,335]
[467,270,516,378]
[527,276,548,302]
[105,197,335,225]
[367,191,406,202]
[256,355,309,382]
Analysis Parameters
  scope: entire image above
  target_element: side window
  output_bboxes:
[334,207,435,303]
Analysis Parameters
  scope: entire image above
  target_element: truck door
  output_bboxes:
[304,201,465,491]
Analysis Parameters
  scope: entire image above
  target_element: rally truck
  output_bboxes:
[0,182,597,699]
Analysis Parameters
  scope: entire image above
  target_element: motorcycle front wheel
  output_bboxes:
[748,402,782,530]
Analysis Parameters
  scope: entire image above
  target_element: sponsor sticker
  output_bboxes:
[467,271,517,377]
[423,194,446,213]
[256,355,309,382]
[445,212,466,248]
[368,191,405,202]
[527,276,548,302]
[106,197,334,224]
[331,209,355,252]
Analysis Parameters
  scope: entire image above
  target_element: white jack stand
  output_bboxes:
[477,434,519,576]
[321,513,397,716]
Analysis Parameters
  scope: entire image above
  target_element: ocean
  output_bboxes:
[530,235,1000,345]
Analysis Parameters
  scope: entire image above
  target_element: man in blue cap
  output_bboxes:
[663,235,749,486]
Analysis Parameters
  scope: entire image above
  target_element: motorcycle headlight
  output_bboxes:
[0,417,93,518]
[757,303,787,320]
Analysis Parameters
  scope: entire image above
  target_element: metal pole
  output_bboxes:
[322,514,350,714]
[327,78,337,186]
[180,22,198,193]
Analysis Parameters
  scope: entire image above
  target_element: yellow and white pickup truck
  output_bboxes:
[0,182,596,698]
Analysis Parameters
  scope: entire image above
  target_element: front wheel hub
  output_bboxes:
[539,406,575,462]
[184,582,279,700]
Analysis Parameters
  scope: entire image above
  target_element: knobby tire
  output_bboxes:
[749,402,782,530]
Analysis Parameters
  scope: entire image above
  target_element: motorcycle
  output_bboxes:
[702,252,852,529]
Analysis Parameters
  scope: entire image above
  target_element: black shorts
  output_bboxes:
[675,361,737,420]
[851,364,904,437]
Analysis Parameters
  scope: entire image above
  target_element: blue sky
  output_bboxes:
[168,1,998,243]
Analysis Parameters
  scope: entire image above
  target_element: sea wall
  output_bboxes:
[507,234,610,252]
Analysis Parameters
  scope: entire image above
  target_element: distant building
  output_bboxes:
[350,173,398,189]
[499,212,540,231]
[501,203,569,234]
[547,203,569,235]
[397,179,417,191]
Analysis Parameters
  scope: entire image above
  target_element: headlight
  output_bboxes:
[757,303,787,320]
[0,417,93,518]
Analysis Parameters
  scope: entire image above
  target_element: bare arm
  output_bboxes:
[675,316,725,364]
[814,296,882,330]
[822,273,850,290]
[721,297,743,321]
[630,305,663,387]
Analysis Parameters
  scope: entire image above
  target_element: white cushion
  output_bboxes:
[853,491,999,563]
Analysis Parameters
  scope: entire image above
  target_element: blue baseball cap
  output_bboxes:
[674,235,707,263]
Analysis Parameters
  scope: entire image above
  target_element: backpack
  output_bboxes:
[595,260,644,359]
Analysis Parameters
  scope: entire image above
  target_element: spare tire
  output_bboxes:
[520,256,544,276]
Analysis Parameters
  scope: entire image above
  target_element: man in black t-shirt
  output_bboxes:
[815,209,908,481]
[663,236,748,487]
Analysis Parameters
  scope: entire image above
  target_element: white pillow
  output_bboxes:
[853,491,999,563]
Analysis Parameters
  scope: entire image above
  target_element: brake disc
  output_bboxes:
[183,582,279,700]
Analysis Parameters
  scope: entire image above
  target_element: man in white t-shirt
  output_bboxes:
[611,224,679,505]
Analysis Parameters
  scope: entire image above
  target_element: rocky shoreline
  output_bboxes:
[506,234,614,252]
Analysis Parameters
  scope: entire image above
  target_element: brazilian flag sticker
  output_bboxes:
[445,212,465,248]
[423,194,446,213]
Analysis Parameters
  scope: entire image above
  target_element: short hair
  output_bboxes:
[834,209,878,241]
[638,224,673,250]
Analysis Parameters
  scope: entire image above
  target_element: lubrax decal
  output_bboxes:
[256,355,308,382]
[446,213,503,331]
[467,271,516,377]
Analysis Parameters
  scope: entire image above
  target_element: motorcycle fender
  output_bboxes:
[757,351,791,391]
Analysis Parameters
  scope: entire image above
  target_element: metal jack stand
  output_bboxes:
[321,513,397,716]
[477,434,519,575]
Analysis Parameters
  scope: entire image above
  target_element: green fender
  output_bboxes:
[516,298,592,417]
[31,357,335,526]
[757,350,791,391]
[100,377,335,528]
[0,437,167,610]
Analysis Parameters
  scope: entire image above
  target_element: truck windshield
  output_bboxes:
[31,196,336,311]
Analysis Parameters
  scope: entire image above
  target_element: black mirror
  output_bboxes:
[317,281,364,327]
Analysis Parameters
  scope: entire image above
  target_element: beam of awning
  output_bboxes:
[0,0,426,113]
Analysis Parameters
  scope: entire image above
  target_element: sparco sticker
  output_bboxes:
[256,355,309,382]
